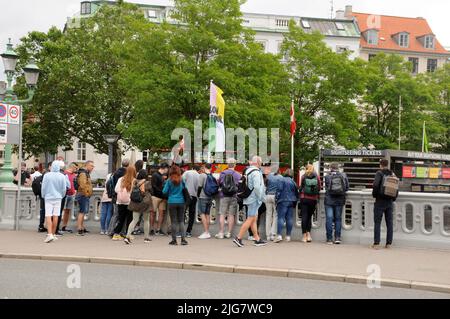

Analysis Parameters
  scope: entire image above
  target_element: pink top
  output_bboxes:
[65,171,77,196]
[101,174,112,203]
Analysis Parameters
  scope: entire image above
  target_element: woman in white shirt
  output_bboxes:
[112,166,136,241]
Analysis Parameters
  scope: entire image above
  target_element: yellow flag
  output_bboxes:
[216,86,225,120]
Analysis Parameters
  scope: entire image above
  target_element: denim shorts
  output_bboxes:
[246,201,261,217]
[198,198,212,215]
[64,195,75,211]
[76,195,91,214]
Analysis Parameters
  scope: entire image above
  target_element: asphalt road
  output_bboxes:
[0,259,448,299]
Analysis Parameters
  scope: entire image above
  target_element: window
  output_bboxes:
[366,30,378,45]
[425,35,435,49]
[408,57,419,74]
[399,33,409,48]
[337,46,350,53]
[368,53,377,61]
[147,10,157,18]
[276,19,289,27]
[142,150,150,163]
[427,59,438,72]
[77,142,87,161]
[301,20,311,29]
[335,22,345,31]
[80,2,91,15]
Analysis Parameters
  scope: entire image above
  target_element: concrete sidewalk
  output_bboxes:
[1,230,450,293]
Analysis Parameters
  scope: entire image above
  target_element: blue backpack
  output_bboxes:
[204,174,219,197]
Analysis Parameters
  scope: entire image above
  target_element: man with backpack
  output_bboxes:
[372,159,399,250]
[233,156,267,247]
[197,163,219,239]
[33,162,52,233]
[324,162,349,245]
[216,158,241,239]
[75,160,94,236]
[265,166,284,241]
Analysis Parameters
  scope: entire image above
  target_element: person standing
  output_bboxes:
[107,159,130,236]
[233,156,267,247]
[324,163,349,245]
[151,163,169,236]
[299,164,322,243]
[31,164,42,181]
[14,162,32,186]
[182,165,200,238]
[197,163,218,239]
[372,159,398,249]
[60,162,78,233]
[216,158,241,239]
[41,161,70,243]
[125,169,154,244]
[100,172,113,235]
[274,169,298,243]
[163,165,188,246]
[34,162,52,233]
[265,166,283,241]
[112,166,136,241]
[76,160,94,236]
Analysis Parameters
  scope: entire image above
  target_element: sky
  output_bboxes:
[0,0,449,79]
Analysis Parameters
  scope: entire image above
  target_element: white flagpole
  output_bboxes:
[291,99,294,171]
[398,95,401,150]
[422,121,425,153]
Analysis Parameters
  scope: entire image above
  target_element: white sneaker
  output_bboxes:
[286,236,291,242]
[248,236,254,241]
[274,235,282,243]
[225,232,232,239]
[52,234,59,241]
[215,233,224,239]
[270,235,276,241]
[44,235,54,243]
[198,232,211,239]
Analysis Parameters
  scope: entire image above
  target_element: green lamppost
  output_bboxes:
[0,39,40,184]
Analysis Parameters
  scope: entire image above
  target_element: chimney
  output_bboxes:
[336,10,345,19]
[344,5,353,18]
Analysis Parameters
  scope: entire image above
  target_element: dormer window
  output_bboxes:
[366,30,378,45]
[399,33,409,48]
[301,20,311,29]
[425,35,435,49]
[80,2,91,15]
[335,22,345,31]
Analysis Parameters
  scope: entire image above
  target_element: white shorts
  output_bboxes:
[45,199,62,217]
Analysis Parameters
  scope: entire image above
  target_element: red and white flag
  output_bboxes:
[290,100,296,137]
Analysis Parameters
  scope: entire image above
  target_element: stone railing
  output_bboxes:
[1,187,449,249]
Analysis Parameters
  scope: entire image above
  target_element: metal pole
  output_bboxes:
[398,95,401,150]
[108,142,113,174]
[291,135,294,171]
[15,104,23,231]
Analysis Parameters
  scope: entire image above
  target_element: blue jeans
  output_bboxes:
[325,205,343,241]
[374,201,393,245]
[100,202,113,232]
[277,201,294,236]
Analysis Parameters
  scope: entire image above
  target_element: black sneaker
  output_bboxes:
[144,238,152,243]
[38,227,47,233]
[55,231,64,237]
[169,240,178,246]
[61,227,73,233]
[150,230,155,236]
[181,239,188,246]
[124,237,131,245]
[77,230,85,236]
[83,229,90,234]
[233,237,244,248]
[334,238,341,245]
[254,239,268,247]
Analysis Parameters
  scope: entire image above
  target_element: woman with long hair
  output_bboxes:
[124,169,154,244]
[299,164,322,243]
[112,166,136,241]
[162,165,188,246]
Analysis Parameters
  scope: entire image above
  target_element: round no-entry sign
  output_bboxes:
[0,104,7,120]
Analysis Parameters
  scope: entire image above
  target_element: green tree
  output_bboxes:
[359,53,434,151]
[120,0,289,159]
[280,22,365,164]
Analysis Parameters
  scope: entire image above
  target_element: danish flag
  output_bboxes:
[290,100,296,137]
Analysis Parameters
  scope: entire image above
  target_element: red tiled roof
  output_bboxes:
[352,12,450,55]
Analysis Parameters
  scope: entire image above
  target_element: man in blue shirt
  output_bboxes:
[265,166,284,241]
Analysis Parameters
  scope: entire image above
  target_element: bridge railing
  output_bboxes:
[1,187,449,249]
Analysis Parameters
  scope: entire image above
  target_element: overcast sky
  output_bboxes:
[1,0,449,79]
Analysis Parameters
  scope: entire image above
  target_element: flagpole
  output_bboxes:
[208,80,213,164]
[422,121,425,153]
[291,99,294,171]
[398,95,401,150]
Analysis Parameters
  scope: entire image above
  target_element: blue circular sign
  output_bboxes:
[0,105,6,118]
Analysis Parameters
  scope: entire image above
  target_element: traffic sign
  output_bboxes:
[0,104,7,123]
[0,123,7,144]
[7,104,20,124]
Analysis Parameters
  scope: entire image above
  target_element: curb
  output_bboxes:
[1,253,449,295]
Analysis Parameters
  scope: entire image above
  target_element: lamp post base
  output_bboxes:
[0,144,15,185]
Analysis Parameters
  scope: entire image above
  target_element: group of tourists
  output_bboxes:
[35,155,398,249]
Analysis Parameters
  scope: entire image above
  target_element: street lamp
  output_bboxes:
[0,39,40,184]
[103,135,119,174]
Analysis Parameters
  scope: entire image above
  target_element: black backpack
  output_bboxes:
[106,176,115,199]
[32,175,44,197]
[237,168,258,200]
[328,172,345,196]
[222,173,238,197]
[130,180,144,203]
